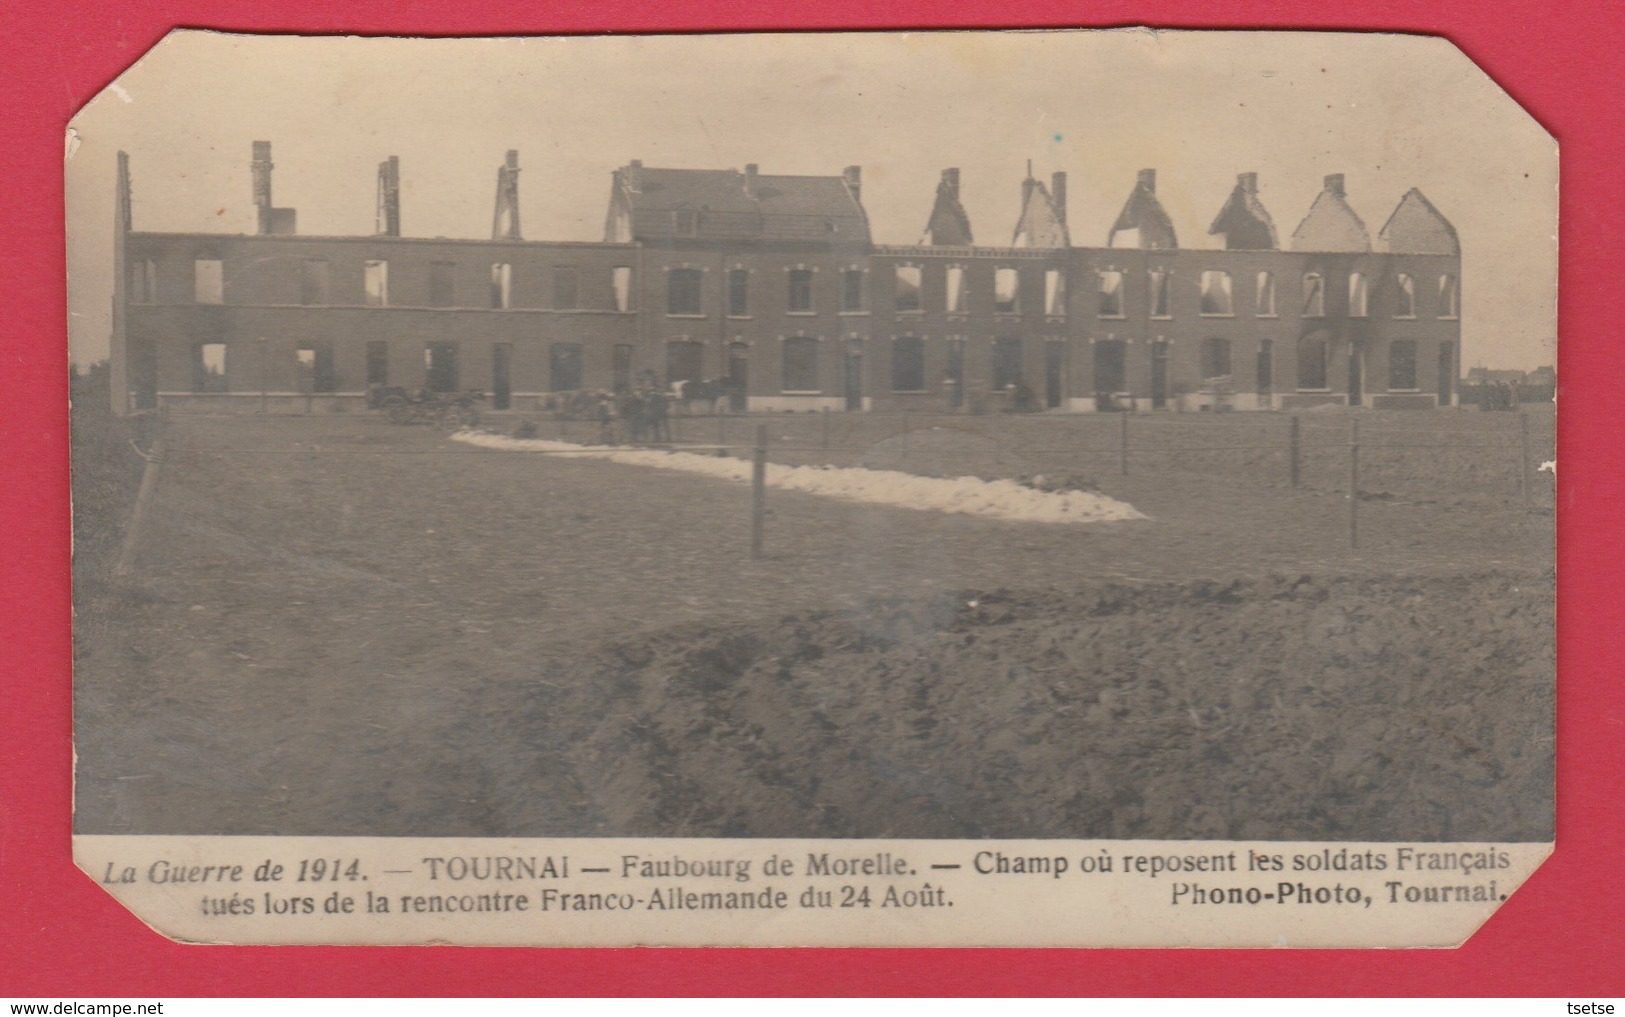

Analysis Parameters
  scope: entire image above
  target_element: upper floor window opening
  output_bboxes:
[1200,270,1234,316]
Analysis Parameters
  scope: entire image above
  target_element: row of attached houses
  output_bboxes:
[109,145,1462,415]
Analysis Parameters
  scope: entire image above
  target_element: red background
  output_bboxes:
[4,1,1619,996]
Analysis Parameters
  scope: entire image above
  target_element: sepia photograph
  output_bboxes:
[68,29,1555,861]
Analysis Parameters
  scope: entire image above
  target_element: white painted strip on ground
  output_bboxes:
[453,431,1147,524]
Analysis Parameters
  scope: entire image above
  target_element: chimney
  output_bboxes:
[843,165,862,202]
[744,163,759,199]
[1237,171,1258,194]
[940,167,960,200]
[252,141,274,235]
[376,155,401,237]
[1137,168,1157,193]
[493,150,522,241]
[1051,171,1068,224]
[1324,173,1346,198]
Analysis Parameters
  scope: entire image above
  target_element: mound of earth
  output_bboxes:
[484,571,1553,842]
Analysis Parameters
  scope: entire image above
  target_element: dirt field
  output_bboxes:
[71,393,1554,840]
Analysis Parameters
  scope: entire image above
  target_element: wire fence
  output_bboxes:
[117,404,1555,567]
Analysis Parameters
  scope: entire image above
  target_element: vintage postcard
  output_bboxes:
[66,28,1556,947]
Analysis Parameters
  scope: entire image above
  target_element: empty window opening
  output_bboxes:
[1044,269,1066,316]
[553,266,579,310]
[490,263,512,309]
[194,259,224,304]
[424,342,459,392]
[1301,273,1325,317]
[945,266,968,314]
[1389,339,1418,390]
[1395,273,1416,318]
[1297,333,1329,390]
[1348,272,1369,317]
[1439,275,1459,319]
[842,269,865,313]
[1257,339,1275,394]
[1149,270,1171,318]
[194,342,228,393]
[1098,271,1125,318]
[895,266,923,313]
[1200,271,1234,316]
[301,260,330,306]
[992,337,1024,391]
[673,209,698,236]
[994,268,1020,314]
[782,336,820,392]
[131,259,157,303]
[365,341,389,387]
[550,342,584,392]
[892,336,926,392]
[364,260,389,307]
[612,266,633,313]
[428,261,456,308]
[788,269,814,313]
[728,269,750,317]
[1255,272,1276,316]
[296,342,337,393]
[668,268,703,315]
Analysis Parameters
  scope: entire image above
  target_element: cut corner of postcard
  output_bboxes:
[68,26,1556,948]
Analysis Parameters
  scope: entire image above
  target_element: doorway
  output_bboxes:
[425,342,460,393]
[1150,341,1169,409]
[1348,344,1364,407]
[1044,341,1064,409]
[491,343,512,410]
[844,341,863,411]
[728,343,748,413]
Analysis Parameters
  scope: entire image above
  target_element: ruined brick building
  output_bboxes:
[109,145,1462,415]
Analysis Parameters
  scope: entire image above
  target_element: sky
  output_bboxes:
[65,29,1557,370]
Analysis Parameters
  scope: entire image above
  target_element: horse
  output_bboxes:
[670,378,733,415]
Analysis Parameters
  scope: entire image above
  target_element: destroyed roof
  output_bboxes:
[1108,170,1178,249]
[1012,171,1070,248]
[922,169,974,246]
[1290,174,1371,252]
[1207,173,1278,250]
[1377,188,1460,255]
[609,164,870,244]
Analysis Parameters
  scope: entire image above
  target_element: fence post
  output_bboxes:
[901,408,911,458]
[717,413,726,458]
[114,435,166,578]
[821,406,830,451]
[1519,411,1531,510]
[1289,414,1301,488]
[750,424,768,560]
[1348,417,1360,550]
[1119,410,1129,476]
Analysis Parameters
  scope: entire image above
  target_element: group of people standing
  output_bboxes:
[1477,381,1523,412]
[594,387,672,444]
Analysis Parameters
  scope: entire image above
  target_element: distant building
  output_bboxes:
[109,145,1463,415]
